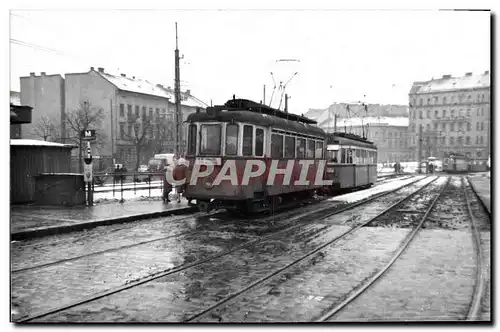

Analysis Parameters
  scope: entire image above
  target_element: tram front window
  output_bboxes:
[200,124,221,155]
[327,150,338,163]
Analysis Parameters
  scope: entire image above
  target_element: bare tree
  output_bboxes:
[64,100,106,172]
[122,115,174,170]
[31,116,58,141]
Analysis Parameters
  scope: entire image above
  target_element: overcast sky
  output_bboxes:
[10,9,490,115]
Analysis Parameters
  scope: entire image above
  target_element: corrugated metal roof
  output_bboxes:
[96,71,208,108]
[322,116,409,129]
[411,72,490,94]
[10,139,77,148]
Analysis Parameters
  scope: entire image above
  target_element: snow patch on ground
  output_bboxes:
[329,175,425,203]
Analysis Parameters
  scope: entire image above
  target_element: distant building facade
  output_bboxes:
[20,67,207,171]
[321,116,410,163]
[19,73,65,141]
[408,71,490,161]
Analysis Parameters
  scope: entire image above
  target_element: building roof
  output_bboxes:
[95,70,208,108]
[10,139,77,148]
[322,116,409,129]
[411,71,490,94]
[10,91,21,106]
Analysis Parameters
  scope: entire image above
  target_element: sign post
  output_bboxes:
[81,130,96,205]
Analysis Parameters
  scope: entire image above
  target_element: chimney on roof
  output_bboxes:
[167,86,171,90]
[484,70,490,75]
[98,67,104,73]
[90,67,94,71]
[41,72,46,76]
[186,89,191,96]
[132,76,135,79]
[465,72,472,76]
[30,72,35,77]
[121,73,126,77]
[442,74,452,79]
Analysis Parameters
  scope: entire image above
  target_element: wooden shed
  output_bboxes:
[10,139,77,204]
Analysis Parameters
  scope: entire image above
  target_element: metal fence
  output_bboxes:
[91,171,169,202]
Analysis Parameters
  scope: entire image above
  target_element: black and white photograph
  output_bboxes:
[7,4,492,324]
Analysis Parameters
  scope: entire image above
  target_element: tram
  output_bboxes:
[177,97,378,213]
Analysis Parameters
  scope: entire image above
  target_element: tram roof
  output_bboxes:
[187,103,326,138]
[327,132,377,148]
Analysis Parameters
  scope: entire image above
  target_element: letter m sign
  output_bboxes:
[81,129,96,140]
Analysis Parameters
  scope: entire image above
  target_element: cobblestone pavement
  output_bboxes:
[479,232,491,321]
[30,177,434,322]
[328,229,481,321]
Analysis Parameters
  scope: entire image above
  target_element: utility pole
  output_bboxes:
[284,94,288,113]
[263,85,266,105]
[333,113,337,133]
[174,22,182,155]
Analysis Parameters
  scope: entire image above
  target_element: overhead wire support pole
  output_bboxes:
[174,22,182,155]
[278,72,298,111]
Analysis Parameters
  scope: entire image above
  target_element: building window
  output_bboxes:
[419,98,423,106]
[457,136,463,145]
[427,98,431,105]
[427,110,431,118]
[434,123,438,130]
[466,109,471,117]
[419,110,423,119]
[434,96,438,104]
[481,122,484,131]
[467,123,472,131]
[435,110,439,118]
[443,97,447,104]
[426,124,430,131]
[142,106,146,118]
[476,122,480,130]
[476,136,479,144]
[442,123,446,131]
[127,104,132,118]
[149,108,153,119]
[120,104,125,117]
[443,109,447,117]
[480,136,484,144]
[155,108,160,119]
[451,109,455,118]
[135,105,139,118]
[166,113,173,122]
[128,124,132,136]
[466,136,471,145]
[120,123,125,139]
[450,137,454,145]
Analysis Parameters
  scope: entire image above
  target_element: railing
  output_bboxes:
[91,171,170,202]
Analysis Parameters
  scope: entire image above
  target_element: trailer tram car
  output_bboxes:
[180,97,378,213]
[443,154,470,173]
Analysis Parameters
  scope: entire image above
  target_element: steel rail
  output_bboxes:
[185,176,439,322]
[464,178,487,321]
[16,175,427,323]
[315,177,449,321]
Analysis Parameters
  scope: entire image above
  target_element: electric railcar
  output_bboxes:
[179,97,378,213]
[443,154,470,173]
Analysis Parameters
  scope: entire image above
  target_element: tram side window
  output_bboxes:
[187,124,197,155]
[315,141,324,159]
[306,139,315,158]
[347,149,353,164]
[225,124,238,156]
[340,148,346,163]
[242,125,253,156]
[284,136,296,158]
[271,134,284,158]
[355,149,360,164]
[296,138,306,158]
[255,128,264,157]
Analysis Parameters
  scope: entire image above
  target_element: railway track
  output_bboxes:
[315,176,489,322]
[12,174,423,275]
[15,175,433,323]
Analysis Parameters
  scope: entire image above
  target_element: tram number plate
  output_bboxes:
[195,157,221,166]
